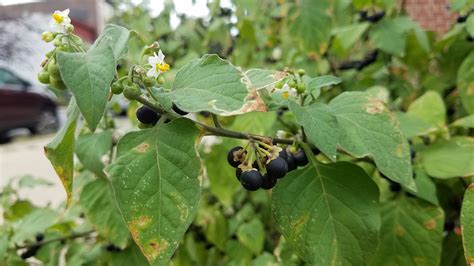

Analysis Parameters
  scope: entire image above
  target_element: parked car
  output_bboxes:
[0,67,59,142]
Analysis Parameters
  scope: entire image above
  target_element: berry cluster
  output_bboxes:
[227,144,309,191]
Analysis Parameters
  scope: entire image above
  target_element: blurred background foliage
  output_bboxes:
[1,0,474,265]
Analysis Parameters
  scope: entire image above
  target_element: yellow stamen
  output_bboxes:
[52,13,64,23]
[282,91,289,99]
[156,63,170,72]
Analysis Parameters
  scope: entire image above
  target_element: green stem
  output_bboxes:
[14,230,95,250]
[211,114,222,128]
[136,96,294,145]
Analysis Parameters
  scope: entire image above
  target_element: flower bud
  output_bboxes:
[65,24,74,34]
[157,75,165,85]
[41,31,54,42]
[123,83,142,100]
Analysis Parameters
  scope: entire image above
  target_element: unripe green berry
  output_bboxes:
[47,61,61,79]
[65,24,74,34]
[288,80,296,88]
[53,38,63,47]
[45,50,54,58]
[111,82,124,95]
[49,77,67,90]
[143,76,156,87]
[275,80,284,89]
[41,31,54,42]
[297,69,306,76]
[37,70,50,84]
[123,83,141,100]
[296,83,306,93]
[157,75,165,84]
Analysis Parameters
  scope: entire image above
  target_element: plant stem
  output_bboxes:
[211,114,222,128]
[135,96,294,145]
[15,230,95,250]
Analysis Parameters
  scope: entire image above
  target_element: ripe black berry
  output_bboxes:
[35,233,44,242]
[236,168,242,181]
[261,174,277,190]
[136,106,159,125]
[266,157,288,179]
[293,149,308,166]
[279,149,288,161]
[172,103,189,115]
[227,146,244,168]
[410,147,416,160]
[240,170,263,191]
[286,154,297,171]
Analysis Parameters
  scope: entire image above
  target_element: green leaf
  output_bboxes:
[169,55,257,115]
[370,18,407,56]
[461,184,474,264]
[421,136,474,179]
[252,252,277,266]
[396,112,437,138]
[370,196,444,266]
[57,40,116,131]
[237,218,265,255]
[441,232,466,266]
[203,207,228,250]
[75,131,113,178]
[106,119,201,264]
[106,242,149,265]
[91,24,131,61]
[12,208,57,244]
[290,0,331,54]
[230,111,277,135]
[458,51,474,114]
[272,158,380,265]
[407,91,446,128]
[451,115,474,128]
[44,99,79,205]
[305,75,341,98]
[332,23,370,50]
[289,101,339,160]
[409,168,439,205]
[0,234,7,261]
[202,140,240,207]
[245,68,286,90]
[330,91,415,191]
[18,175,52,188]
[467,15,474,37]
[79,178,130,248]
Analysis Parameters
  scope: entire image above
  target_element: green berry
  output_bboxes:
[288,80,296,88]
[275,80,284,89]
[297,69,306,76]
[65,24,74,34]
[37,70,50,84]
[143,76,156,87]
[41,31,54,42]
[45,50,54,58]
[123,83,141,100]
[111,82,124,95]
[295,83,306,93]
[53,38,63,47]
[49,77,67,90]
[47,61,61,79]
[157,75,165,84]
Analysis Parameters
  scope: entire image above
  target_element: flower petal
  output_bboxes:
[157,50,165,62]
[147,68,158,78]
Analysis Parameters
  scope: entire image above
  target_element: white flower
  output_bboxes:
[280,83,297,100]
[146,50,170,78]
[49,9,71,32]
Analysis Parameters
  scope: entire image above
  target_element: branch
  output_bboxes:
[211,114,222,128]
[15,230,95,250]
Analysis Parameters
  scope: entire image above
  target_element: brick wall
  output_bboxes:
[402,0,458,36]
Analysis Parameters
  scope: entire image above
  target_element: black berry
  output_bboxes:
[136,106,159,124]
[293,149,308,166]
[236,168,242,181]
[240,170,263,191]
[172,103,189,115]
[35,233,44,242]
[286,154,297,171]
[266,157,288,179]
[279,149,288,161]
[227,146,244,168]
[261,174,277,190]
[410,147,416,160]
